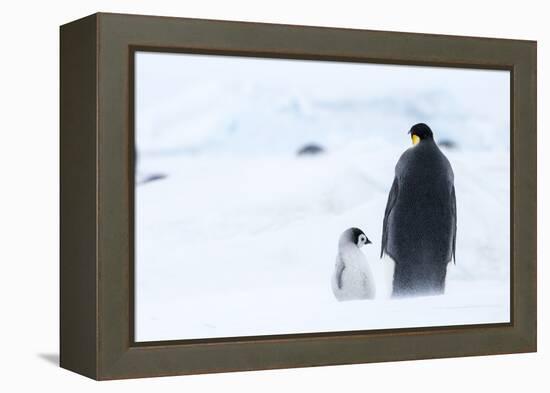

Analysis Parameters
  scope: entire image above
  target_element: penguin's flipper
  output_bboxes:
[335,257,346,289]
[381,177,399,258]
[451,184,457,263]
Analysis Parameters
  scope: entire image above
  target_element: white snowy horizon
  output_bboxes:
[136,52,510,157]
[134,51,510,342]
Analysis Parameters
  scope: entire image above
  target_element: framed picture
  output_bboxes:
[60,13,537,380]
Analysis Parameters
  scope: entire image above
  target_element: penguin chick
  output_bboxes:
[381,123,457,297]
[332,228,376,301]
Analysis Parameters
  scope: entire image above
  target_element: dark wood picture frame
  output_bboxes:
[60,12,537,380]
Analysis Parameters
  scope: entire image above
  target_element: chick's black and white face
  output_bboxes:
[356,233,371,247]
[341,227,371,248]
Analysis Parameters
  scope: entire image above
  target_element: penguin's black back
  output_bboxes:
[382,139,456,296]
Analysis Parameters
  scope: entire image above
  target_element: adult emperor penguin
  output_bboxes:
[381,123,457,297]
[332,228,376,301]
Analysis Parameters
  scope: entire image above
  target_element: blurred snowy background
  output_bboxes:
[134,52,510,342]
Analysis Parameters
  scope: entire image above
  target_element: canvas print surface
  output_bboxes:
[134,52,510,342]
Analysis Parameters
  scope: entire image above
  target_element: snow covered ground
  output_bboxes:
[134,52,510,342]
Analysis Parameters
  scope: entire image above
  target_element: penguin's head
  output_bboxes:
[341,227,372,248]
[408,123,434,146]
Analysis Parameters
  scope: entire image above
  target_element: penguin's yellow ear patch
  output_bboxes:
[411,134,420,146]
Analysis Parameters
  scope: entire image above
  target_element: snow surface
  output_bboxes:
[134,52,510,342]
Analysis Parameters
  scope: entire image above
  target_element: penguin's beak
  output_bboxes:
[366,239,372,245]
